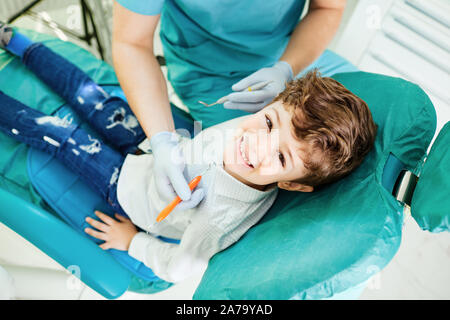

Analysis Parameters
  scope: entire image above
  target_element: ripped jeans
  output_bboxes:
[21,43,146,153]
[0,91,127,215]
[0,43,147,216]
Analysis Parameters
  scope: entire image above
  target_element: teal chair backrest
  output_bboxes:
[411,121,450,233]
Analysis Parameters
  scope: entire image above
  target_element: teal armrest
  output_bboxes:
[0,189,131,299]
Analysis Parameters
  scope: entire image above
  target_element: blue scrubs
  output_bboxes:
[116,0,357,128]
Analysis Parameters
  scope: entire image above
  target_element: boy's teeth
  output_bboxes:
[240,137,252,167]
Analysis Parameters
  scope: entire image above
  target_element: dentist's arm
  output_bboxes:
[112,1,173,138]
[112,2,192,202]
[224,0,346,112]
[279,0,346,75]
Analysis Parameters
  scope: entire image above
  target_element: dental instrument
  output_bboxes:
[156,164,211,222]
[198,81,273,107]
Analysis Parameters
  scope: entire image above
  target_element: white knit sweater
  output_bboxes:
[117,116,278,283]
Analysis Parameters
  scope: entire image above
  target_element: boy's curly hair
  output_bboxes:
[273,69,377,187]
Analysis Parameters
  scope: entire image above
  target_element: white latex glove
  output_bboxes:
[150,131,204,209]
[224,61,294,112]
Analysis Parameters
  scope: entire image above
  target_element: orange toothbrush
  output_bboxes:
[156,175,202,222]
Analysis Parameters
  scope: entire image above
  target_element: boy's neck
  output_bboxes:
[222,161,268,191]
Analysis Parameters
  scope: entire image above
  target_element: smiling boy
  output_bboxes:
[84,70,377,283]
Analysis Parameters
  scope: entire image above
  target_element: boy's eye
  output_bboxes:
[279,152,286,167]
[265,115,273,131]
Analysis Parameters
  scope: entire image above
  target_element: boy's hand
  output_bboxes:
[85,210,138,251]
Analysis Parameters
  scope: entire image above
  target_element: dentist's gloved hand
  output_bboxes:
[150,131,205,210]
[224,61,294,113]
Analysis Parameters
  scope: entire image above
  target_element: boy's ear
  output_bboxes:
[277,181,314,192]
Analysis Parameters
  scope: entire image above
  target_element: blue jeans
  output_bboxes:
[0,91,127,215]
[22,43,146,153]
[0,42,148,216]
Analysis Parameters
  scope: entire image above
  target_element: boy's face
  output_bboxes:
[223,101,315,192]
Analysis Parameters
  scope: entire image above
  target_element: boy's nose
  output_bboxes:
[248,130,279,168]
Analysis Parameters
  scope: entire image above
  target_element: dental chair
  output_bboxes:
[0,29,448,299]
